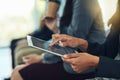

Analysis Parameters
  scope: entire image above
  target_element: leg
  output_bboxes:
[11,64,28,80]
[19,62,95,80]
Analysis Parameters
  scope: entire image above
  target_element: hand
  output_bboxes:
[62,53,99,73]
[50,34,88,51]
[42,17,58,33]
[22,54,42,65]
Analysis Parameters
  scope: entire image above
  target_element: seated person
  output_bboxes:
[10,2,55,67]
[11,0,106,80]
[50,0,120,78]
[10,21,53,67]
[14,39,44,66]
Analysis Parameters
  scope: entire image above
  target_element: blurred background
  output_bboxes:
[0,0,118,80]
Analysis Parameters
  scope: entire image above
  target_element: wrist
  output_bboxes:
[90,56,99,68]
[78,39,88,51]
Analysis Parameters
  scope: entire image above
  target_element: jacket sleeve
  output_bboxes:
[95,56,120,79]
[87,26,119,59]
[66,0,105,44]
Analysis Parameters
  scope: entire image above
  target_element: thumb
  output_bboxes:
[22,56,30,62]
[23,56,30,59]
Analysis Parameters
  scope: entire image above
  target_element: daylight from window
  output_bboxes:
[0,0,118,47]
[0,0,46,47]
[98,0,117,30]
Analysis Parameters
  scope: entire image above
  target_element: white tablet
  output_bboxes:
[27,35,63,57]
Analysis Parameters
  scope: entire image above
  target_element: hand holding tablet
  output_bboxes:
[27,35,78,57]
[27,35,63,57]
[27,35,95,74]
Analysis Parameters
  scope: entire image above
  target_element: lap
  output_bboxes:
[19,62,95,80]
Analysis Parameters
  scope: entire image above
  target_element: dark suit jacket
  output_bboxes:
[96,56,120,78]
[88,26,120,78]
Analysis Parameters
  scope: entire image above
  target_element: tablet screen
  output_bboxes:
[27,35,67,56]
[27,35,78,57]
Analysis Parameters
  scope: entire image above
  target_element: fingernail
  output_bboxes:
[63,55,68,58]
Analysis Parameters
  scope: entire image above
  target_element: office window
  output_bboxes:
[0,0,46,47]
[98,0,117,30]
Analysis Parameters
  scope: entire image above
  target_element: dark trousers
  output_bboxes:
[19,62,95,80]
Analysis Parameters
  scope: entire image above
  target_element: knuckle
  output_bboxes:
[52,34,55,37]
[72,61,76,65]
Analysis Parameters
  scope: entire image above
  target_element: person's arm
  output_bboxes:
[50,34,88,52]
[45,0,60,18]
[87,26,119,59]
[96,56,120,79]
[62,53,120,79]
[42,0,61,33]
[67,0,105,44]
[86,0,105,44]
[50,25,119,58]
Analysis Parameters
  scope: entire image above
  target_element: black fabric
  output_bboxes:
[87,26,119,59]
[19,62,95,80]
[87,25,120,78]
[10,38,24,68]
[96,56,120,78]
[31,27,53,41]
[60,0,73,34]
[10,26,53,68]
[47,0,73,34]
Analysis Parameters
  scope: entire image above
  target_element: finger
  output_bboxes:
[23,57,33,64]
[62,58,72,64]
[49,34,61,46]
[52,34,68,41]
[63,54,80,59]
[52,34,60,40]
[50,34,68,46]
[62,58,77,65]
[22,56,27,61]
[72,65,81,73]
[24,60,32,65]
[59,41,69,47]
[23,56,30,60]
[49,39,60,46]
[23,59,30,63]
[22,56,31,63]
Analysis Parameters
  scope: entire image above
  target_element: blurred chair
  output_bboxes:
[10,26,53,68]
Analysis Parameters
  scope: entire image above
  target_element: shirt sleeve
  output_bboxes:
[66,0,105,45]
[95,56,120,79]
